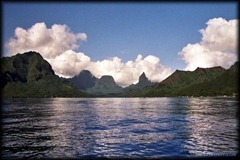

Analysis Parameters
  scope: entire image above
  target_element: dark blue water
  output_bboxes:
[1,97,238,159]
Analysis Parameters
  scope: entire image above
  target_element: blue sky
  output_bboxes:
[2,2,238,86]
[3,2,237,69]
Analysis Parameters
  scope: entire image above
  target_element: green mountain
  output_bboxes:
[67,70,97,91]
[123,72,155,97]
[144,63,238,97]
[1,51,237,98]
[175,62,238,96]
[86,75,124,96]
[1,51,88,98]
[66,71,123,96]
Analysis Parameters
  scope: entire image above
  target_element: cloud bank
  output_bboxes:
[86,54,172,87]
[178,18,238,71]
[6,18,237,86]
[5,22,172,87]
[6,22,87,59]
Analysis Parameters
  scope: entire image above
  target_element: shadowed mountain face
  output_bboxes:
[1,51,238,97]
[137,72,153,87]
[67,70,97,90]
[86,75,124,96]
[66,72,124,96]
[123,72,155,97]
[95,75,118,86]
[1,51,87,98]
[229,61,238,72]
[1,51,54,85]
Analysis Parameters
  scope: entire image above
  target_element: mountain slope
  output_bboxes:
[144,64,237,97]
[67,70,97,91]
[1,51,88,98]
[177,62,238,96]
[160,66,225,88]
[123,72,155,96]
[86,75,123,96]
[4,52,236,98]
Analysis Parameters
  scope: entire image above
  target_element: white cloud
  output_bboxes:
[47,50,91,78]
[6,22,87,59]
[5,22,172,87]
[87,54,172,87]
[200,18,237,53]
[179,18,238,71]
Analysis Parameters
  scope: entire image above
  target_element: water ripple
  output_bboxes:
[1,97,238,158]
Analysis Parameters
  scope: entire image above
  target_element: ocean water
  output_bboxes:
[1,97,238,159]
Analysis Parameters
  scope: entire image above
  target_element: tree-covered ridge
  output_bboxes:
[122,72,155,97]
[86,75,124,96]
[1,51,238,98]
[144,62,238,97]
[1,51,88,98]
[66,71,155,97]
[66,70,124,96]
[1,52,54,85]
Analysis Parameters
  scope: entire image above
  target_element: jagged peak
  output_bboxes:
[140,72,146,76]
[139,72,147,80]
[138,72,152,85]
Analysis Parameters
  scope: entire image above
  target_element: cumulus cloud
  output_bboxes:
[87,54,172,87]
[179,18,238,71]
[5,22,172,87]
[6,22,87,59]
[47,50,91,78]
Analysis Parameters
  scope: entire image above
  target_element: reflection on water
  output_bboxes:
[184,98,238,156]
[1,97,238,158]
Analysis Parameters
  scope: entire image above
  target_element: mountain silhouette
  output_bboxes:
[1,51,87,98]
[123,72,155,97]
[67,70,97,90]
[1,51,238,97]
[86,75,123,96]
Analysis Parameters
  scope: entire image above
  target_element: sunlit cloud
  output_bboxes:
[178,18,238,70]
[6,22,87,59]
[86,54,172,87]
[47,50,91,78]
[5,22,172,87]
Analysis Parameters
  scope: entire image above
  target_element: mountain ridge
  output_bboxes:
[1,51,88,98]
[122,72,155,97]
[86,75,124,96]
[1,51,238,97]
[67,70,97,91]
[144,63,238,97]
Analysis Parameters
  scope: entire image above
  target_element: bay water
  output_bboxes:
[1,97,238,158]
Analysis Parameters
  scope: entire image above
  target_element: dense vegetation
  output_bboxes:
[122,72,155,97]
[1,51,88,98]
[144,63,238,97]
[1,51,238,98]
[86,75,124,96]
